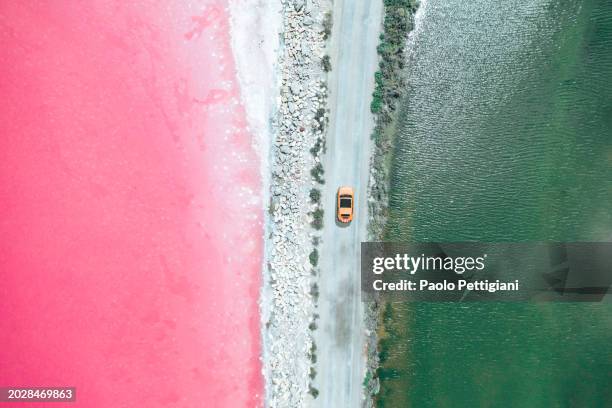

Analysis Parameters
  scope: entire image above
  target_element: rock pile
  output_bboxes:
[263,1,329,406]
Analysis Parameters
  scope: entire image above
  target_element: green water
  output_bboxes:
[379,0,612,406]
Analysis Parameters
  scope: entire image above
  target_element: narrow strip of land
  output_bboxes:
[313,0,383,406]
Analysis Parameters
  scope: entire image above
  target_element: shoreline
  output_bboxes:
[228,2,282,405]
[228,0,282,201]
[367,0,423,239]
[231,1,332,405]
[363,0,424,406]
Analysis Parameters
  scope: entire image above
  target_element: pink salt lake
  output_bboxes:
[0,1,263,406]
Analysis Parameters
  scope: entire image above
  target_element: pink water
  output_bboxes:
[0,1,263,407]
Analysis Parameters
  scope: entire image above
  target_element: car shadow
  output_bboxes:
[335,216,351,228]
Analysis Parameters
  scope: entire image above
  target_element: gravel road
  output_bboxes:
[312,0,383,407]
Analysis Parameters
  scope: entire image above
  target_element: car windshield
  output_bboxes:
[340,198,352,208]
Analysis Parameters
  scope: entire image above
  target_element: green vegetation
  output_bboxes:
[371,71,384,113]
[322,55,331,72]
[311,208,324,229]
[322,11,332,40]
[311,162,325,184]
[309,367,317,380]
[308,341,317,363]
[310,282,319,301]
[367,0,418,235]
[268,197,276,215]
[309,248,319,266]
[308,337,318,396]
[310,135,325,156]
[310,188,321,204]
[363,370,373,387]
[308,386,319,398]
[370,0,418,121]
[314,107,326,131]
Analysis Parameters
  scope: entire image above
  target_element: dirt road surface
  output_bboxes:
[312,0,383,406]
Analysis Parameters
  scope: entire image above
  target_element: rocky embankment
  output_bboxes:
[262,0,331,406]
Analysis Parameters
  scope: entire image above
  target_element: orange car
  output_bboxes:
[337,186,354,223]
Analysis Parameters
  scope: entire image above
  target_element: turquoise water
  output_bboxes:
[379,0,612,406]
